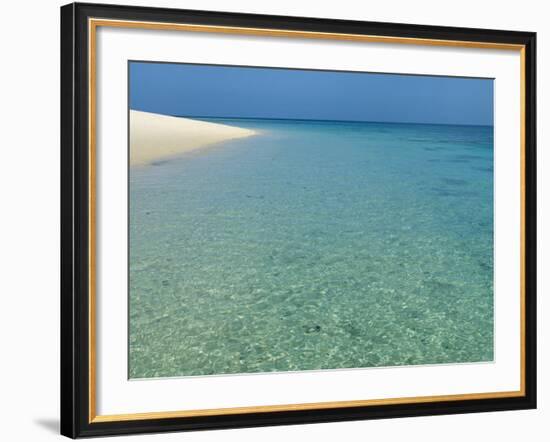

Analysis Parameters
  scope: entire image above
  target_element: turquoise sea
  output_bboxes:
[129,118,494,379]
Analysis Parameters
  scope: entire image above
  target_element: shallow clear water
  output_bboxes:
[129,118,494,379]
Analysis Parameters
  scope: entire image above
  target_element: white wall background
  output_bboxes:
[0,0,546,440]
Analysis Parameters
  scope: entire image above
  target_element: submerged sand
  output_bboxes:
[130,110,257,166]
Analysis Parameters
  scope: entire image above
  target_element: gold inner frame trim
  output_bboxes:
[88,18,527,424]
[90,18,525,50]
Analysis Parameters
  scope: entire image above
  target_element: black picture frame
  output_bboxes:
[61,2,536,438]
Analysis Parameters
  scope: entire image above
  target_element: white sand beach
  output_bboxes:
[130,110,258,166]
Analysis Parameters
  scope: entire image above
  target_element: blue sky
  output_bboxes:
[129,62,493,126]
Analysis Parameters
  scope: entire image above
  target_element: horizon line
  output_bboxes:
[129,109,494,128]
[159,112,493,128]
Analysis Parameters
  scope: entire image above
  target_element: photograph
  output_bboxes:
[128,61,495,379]
[0,0,544,439]
[57,3,537,437]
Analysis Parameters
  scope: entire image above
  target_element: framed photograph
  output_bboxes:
[60,2,536,438]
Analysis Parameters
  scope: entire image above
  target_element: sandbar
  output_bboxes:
[130,110,257,166]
